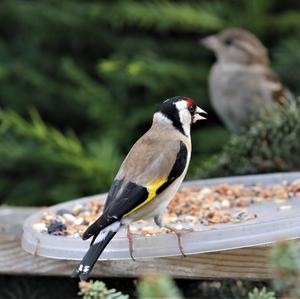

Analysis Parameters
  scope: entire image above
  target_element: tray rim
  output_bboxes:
[22,171,300,260]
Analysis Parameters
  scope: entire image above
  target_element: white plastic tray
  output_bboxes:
[22,172,300,260]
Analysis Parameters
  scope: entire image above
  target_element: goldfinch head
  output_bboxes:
[154,96,207,136]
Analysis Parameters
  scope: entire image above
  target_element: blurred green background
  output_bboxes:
[1,0,300,206]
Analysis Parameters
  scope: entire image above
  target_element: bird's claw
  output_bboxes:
[163,226,193,257]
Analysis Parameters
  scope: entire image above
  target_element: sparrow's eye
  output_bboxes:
[224,38,233,46]
[188,106,196,114]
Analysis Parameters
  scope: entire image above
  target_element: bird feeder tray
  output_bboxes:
[22,172,300,260]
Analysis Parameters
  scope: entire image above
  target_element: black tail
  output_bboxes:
[72,230,117,280]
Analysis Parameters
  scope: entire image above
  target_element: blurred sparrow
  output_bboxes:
[201,28,293,133]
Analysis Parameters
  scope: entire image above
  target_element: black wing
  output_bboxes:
[83,181,148,240]
[156,141,187,194]
[103,179,123,212]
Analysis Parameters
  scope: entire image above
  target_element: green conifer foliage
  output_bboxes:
[0,1,299,205]
[0,109,120,205]
[197,100,300,178]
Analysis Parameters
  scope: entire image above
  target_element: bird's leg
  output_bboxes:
[154,215,192,257]
[127,225,135,261]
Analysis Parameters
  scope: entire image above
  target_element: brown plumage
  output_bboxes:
[117,123,191,192]
[201,28,294,133]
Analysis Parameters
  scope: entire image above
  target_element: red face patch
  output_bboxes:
[185,97,197,107]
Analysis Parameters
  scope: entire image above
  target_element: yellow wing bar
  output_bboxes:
[124,178,167,217]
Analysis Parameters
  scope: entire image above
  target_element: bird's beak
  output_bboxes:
[193,106,207,123]
[199,35,220,51]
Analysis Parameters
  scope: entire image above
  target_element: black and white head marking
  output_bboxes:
[154,96,206,136]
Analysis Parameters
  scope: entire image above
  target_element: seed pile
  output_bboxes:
[32,179,300,237]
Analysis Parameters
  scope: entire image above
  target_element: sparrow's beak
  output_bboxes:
[199,35,220,51]
[193,106,207,123]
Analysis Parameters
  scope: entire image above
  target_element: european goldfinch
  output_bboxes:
[72,96,207,280]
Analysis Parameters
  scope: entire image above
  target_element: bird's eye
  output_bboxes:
[188,106,195,114]
[224,38,233,46]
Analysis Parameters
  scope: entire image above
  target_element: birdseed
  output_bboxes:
[33,179,300,237]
